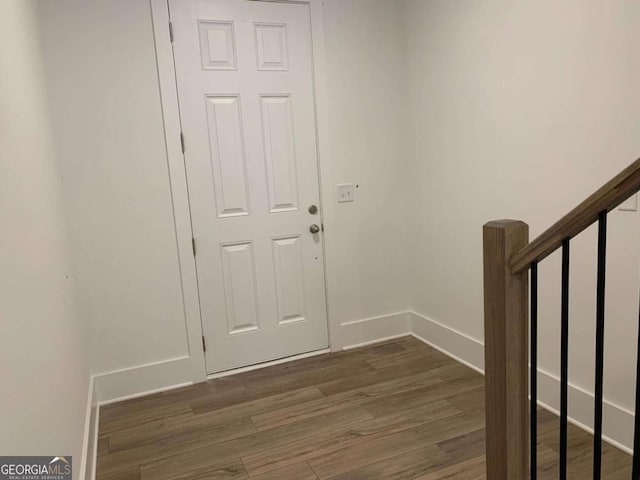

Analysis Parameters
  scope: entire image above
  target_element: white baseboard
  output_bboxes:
[84,358,194,478]
[85,360,191,478]
[92,312,409,404]
[91,311,411,405]
[409,310,634,453]
[94,355,193,405]
[409,311,484,375]
[79,376,96,480]
[536,368,633,454]
[85,384,99,480]
[335,311,411,350]
[342,333,410,351]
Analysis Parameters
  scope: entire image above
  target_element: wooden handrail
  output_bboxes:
[510,157,640,274]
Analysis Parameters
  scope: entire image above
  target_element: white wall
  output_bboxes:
[320,0,410,346]
[404,0,640,446]
[37,0,190,378]
[0,1,89,477]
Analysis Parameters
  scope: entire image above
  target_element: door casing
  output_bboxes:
[149,0,335,383]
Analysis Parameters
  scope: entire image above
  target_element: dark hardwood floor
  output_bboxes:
[96,336,631,479]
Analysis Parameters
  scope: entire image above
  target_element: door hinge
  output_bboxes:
[169,21,174,43]
[202,336,207,352]
[180,132,186,153]
[191,237,196,256]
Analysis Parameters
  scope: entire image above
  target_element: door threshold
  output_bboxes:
[206,347,331,380]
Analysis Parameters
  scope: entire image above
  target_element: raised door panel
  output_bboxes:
[220,241,260,335]
[254,23,289,71]
[198,20,237,70]
[260,95,299,213]
[272,235,305,325]
[205,95,250,218]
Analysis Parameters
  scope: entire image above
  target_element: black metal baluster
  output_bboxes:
[560,238,570,480]
[593,211,607,479]
[531,261,538,480]
[632,290,640,480]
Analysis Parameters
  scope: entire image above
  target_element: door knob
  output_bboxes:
[309,224,320,234]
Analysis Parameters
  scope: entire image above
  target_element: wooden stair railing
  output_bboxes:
[483,157,640,480]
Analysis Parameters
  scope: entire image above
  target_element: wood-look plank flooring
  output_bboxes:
[96,336,631,479]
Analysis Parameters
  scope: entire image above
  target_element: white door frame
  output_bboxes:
[149,0,335,383]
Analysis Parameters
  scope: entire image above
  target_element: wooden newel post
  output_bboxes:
[483,220,529,480]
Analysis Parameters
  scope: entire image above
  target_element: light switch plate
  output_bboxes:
[619,194,638,212]
[337,183,354,203]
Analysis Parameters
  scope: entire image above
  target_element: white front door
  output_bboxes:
[169,0,329,374]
